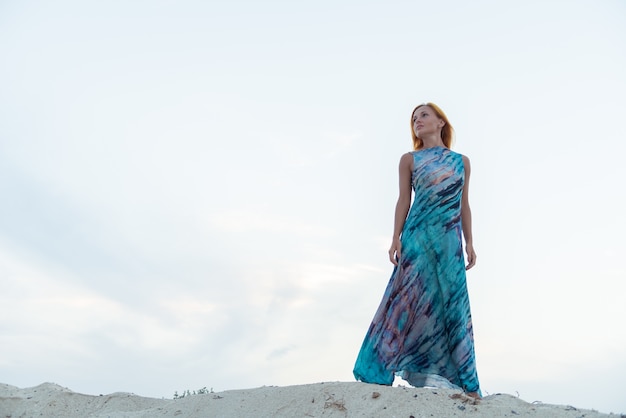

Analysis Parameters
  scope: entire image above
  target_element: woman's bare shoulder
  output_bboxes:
[399,152,414,167]
[460,154,471,173]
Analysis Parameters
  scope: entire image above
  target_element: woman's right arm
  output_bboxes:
[388,153,413,265]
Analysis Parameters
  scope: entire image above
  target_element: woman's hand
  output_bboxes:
[465,244,477,270]
[389,238,402,265]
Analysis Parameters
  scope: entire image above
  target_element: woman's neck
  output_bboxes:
[421,134,444,149]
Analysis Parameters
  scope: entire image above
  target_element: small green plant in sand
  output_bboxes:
[173,387,212,399]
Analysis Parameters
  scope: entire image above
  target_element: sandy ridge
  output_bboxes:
[0,381,618,418]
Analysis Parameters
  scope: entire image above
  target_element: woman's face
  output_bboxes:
[412,106,444,137]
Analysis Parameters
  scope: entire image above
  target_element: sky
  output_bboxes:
[1,0,625,414]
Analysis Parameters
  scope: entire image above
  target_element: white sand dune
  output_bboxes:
[0,381,618,418]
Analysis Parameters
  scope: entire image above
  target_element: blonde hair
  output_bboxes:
[410,103,455,150]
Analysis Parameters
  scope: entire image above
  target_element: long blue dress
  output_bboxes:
[353,146,480,394]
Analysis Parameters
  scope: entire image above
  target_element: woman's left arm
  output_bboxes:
[461,155,476,270]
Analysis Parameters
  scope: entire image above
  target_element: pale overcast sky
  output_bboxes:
[1,0,625,414]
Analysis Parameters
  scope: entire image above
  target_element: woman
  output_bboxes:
[353,103,481,398]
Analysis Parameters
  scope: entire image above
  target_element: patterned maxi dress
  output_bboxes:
[353,146,480,394]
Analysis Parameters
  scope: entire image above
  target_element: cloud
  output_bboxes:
[267,129,362,168]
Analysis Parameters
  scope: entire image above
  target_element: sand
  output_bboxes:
[0,381,620,418]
